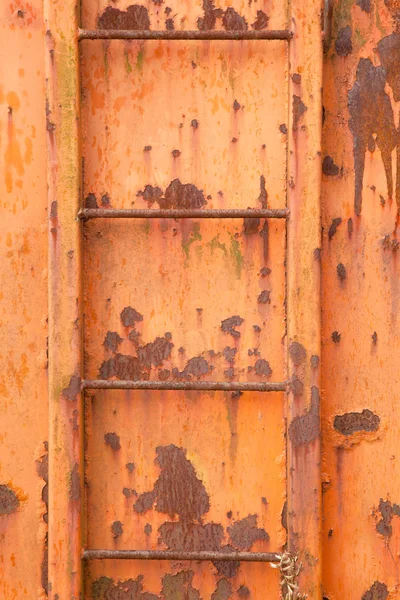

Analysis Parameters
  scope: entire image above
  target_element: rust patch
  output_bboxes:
[97,5,150,30]
[144,523,152,536]
[335,26,353,56]
[375,499,400,537]
[258,175,268,208]
[103,331,123,352]
[348,218,353,236]
[361,582,389,600]
[372,331,378,344]
[165,17,174,30]
[92,575,159,600]
[36,444,48,595]
[233,100,241,111]
[162,571,201,600]
[99,354,146,380]
[223,8,248,30]
[85,193,98,208]
[191,119,199,129]
[222,347,237,363]
[257,290,271,304]
[252,10,269,30]
[292,73,302,84]
[120,306,144,327]
[322,156,339,176]
[172,149,181,158]
[311,355,319,368]
[356,0,371,12]
[328,217,342,240]
[70,463,80,501]
[279,123,288,134]
[289,386,320,447]
[221,315,244,338]
[227,514,269,550]
[138,184,163,204]
[332,331,341,343]
[238,586,250,597]
[244,216,260,234]
[104,432,121,451]
[281,501,288,532]
[62,374,80,400]
[126,462,135,472]
[138,335,173,368]
[334,409,380,436]
[158,179,206,209]
[158,521,224,551]
[111,520,123,538]
[211,579,232,600]
[50,200,57,218]
[290,374,304,396]
[337,263,347,280]
[292,95,308,131]
[173,356,210,379]
[0,484,19,515]
[254,359,272,377]
[289,341,306,365]
[197,0,223,30]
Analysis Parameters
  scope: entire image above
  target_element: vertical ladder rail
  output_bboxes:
[287,0,323,597]
[45,0,83,597]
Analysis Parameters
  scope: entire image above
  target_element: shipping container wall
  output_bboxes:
[0,0,399,598]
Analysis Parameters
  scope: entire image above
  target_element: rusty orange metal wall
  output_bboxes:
[1,0,399,598]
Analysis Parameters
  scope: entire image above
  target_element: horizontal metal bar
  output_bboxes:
[83,549,281,563]
[78,28,292,41]
[79,208,289,220]
[82,380,288,392]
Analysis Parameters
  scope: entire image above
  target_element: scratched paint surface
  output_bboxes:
[322,0,400,598]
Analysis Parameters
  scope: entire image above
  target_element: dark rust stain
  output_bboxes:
[222,347,237,363]
[361,582,388,600]
[111,520,123,538]
[161,571,201,600]
[334,409,380,435]
[104,432,121,451]
[348,218,353,236]
[328,217,342,240]
[191,119,199,129]
[311,355,319,368]
[336,26,353,56]
[254,359,272,377]
[279,123,288,134]
[101,193,111,207]
[257,290,271,304]
[337,263,347,280]
[376,499,400,537]
[233,100,241,111]
[222,8,248,30]
[120,306,144,327]
[221,315,244,338]
[104,331,123,352]
[123,487,136,499]
[244,216,260,234]
[172,149,181,158]
[173,356,210,379]
[237,585,250,597]
[372,331,378,344]
[126,462,135,472]
[258,175,268,208]
[331,331,341,343]
[36,443,48,596]
[348,54,399,214]
[50,200,57,219]
[289,386,320,447]
[0,485,19,516]
[144,145,152,152]
[289,341,306,365]
[158,520,224,552]
[138,185,163,204]
[158,179,206,209]
[252,10,269,30]
[197,0,223,31]
[99,354,146,380]
[292,95,308,131]
[138,335,173,368]
[281,501,288,532]
[290,374,304,396]
[260,267,271,276]
[92,575,159,600]
[211,579,232,600]
[227,514,269,550]
[62,374,81,400]
[158,368,171,380]
[356,0,371,12]
[165,17,174,30]
[97,5,150,30]
[70,463,80,501]
[291,73,302,84]
[322,156,339,176]
[144,523,152,536]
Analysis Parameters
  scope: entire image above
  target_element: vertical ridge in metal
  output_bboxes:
[287,0,323,597]
[45,0,83,596]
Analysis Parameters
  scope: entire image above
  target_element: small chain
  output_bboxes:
[271,552,307,600]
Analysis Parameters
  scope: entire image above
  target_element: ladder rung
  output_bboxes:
[82,380,288,392]
[79,208,289,220]
[78,28,292,42]
[83,549,281,563]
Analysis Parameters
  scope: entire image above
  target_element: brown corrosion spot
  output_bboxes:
[197,0,223,30]
[0,485,19,515]
[332,331,341,343]
[144,145,152,152]
[290,375,304,396]
[165,17,174,30]
[99,354,146,380]
[101,194,111,207]
[104,432,121,451]
[70,463,80,501]
[50,200,57,219]
[138,185,163,204]
[111,520,123,538]
[191,119,199,129]
[162,571,201,600]
[289,341,306,365]
[227,514,269,550]
[62,374,81,400]
[279,123,288,134]
[221,315,244,338]
[328,217,342,240]
[223,8,248,30]
[292,73,302,84]
[172,149,181,158]
[85,193,98,208]
[244,216,260,233]
[138,335,173,368]
[254,359,272,377]
[257,290,271,304]
[36,444,48,594]
[120,306,143,327]
[173,356,210,379]
[144,523,152,536]
[238,585,250,597]
[134,445,209,520]
[376,499,400,537]
[337,263,347,280]
[311,355,319,368]
[372,331,378,344]
[322,156,339,176]
[357,0,371,12]
[289,386,320,447]
[233,100,241,111]
[335,26,353,56]
[158,520,224,551]
[292,95,307,131]
[281,501,288,532]
[223,346,237,363]
[126,462,135,472]
[103,331,123,352]
[97,5,150,30]
[362,582,389,600]
[211,579,232,600]
[258,174,268,208]
[158,179,206,209]
[334,409,380,436]
[92,575,159,600]
[348,218,353,236]
[252,10,269,30]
